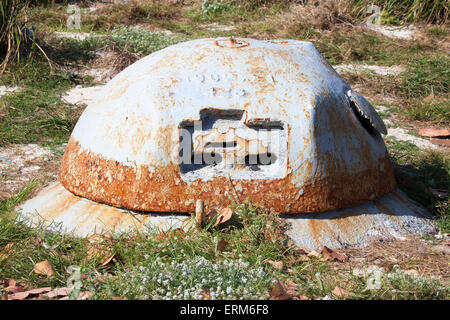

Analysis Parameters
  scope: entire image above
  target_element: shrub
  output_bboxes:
[111,26,187,55]
[0,0,28,73]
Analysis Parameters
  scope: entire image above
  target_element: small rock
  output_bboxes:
[0,86,20,97]
[62,85,104,105]
[418,128,450,138]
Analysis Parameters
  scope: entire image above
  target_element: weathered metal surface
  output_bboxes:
[17,182,436,249]
[347,90,387,135]
[58,37,395,213]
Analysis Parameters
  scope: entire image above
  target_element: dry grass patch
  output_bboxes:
[342,236,450,280]
[83,0,185,31]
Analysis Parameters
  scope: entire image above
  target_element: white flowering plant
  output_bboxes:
[201,0,230,15]
[95,255,271,300]
[111,27,186,55]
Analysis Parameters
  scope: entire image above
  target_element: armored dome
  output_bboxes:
[58,37,395,213]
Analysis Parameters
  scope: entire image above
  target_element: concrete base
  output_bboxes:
[17,181,437,249]
[282,189,437,250]
[17,181,191,237]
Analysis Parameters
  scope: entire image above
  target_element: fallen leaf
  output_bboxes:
[216,238,228,252]
[269,278,292,300]
[307,250,321,258]
[112,296,123,300]
[27,287,52,295]
[87,246,104,260]
[8,291,30,300]
[4,279,22,293]
[0,242,15,260]
[203,207,233,227]
[418,128,450,138]
[295,246,312,255]
[3,242,14,251]
[78,291,93,300]
[34,260,55,277]
[100,253,116,267]
[59,296,70,300]
[214,207,233,226]
[47,287,73,299]
[102,232,113,240]
[423,92,434,103]
[332,286,350,298]
[298,294,310,300]
[263,260,284,270]
[30,236,43,246]
[3,279,16,288]
[88,234,105,244]
[7,287,52,300]
[96,273,117,284]
[264,228,284,242]
[321,246,349,262]
[264,229,274,241]
[283,279,298,296]
[5,285,24,294]
[200,290,210,300]
[86,234,117,266]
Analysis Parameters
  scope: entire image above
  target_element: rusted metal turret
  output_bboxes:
[18,38,434,248]
[59,37,394,213]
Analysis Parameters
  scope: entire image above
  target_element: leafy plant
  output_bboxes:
[111,26,186,55]
[201,0,230,15]
[0,0,28,73]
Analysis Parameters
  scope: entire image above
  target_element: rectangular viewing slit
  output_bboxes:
[199,108,245,130]
[179,108,287,180]
[246,119,284,130]
[245,153,277,166]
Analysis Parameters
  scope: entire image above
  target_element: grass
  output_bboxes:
[0,59,85,147]
[1,190,448,300]
[0,0,30,73]
[351,0,449,25]
[386,139,450,232]
[401,54,449,98]
[429,25,448,37]
[405,99,450,125]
